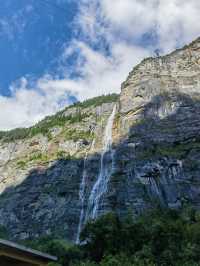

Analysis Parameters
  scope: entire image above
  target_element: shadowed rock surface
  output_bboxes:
[0,38,200,241]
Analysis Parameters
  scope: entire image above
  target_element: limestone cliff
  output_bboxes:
[0,37,200,242]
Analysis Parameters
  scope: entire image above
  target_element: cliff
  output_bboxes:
[0,37,200,242]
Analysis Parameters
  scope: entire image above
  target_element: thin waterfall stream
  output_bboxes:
[76,105,116,242]
[76,139,95,243]
[87,104,116,219]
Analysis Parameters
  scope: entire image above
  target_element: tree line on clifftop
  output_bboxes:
[0,93,119,142]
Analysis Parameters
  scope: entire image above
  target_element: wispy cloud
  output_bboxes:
[1,0,200,130]
[0,5,33,41]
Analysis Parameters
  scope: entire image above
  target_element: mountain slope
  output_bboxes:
[0,38,200,242]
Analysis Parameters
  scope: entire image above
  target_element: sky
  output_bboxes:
[0,0,200,130]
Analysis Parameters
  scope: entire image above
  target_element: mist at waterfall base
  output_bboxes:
[76,105,116,243]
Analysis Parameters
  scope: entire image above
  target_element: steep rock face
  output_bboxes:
[109,37,200,215]
[0,100,117,241]
[1,38,200,242]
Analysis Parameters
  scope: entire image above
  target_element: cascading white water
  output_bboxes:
[76,105,116,242]
[76,139,95,243]
[87,105,116,219]
[76,155,87,244]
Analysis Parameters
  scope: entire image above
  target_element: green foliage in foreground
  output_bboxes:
[23,237,83,266]
[0,94,118,143]
[0,225,9,239]
[22,208,200,266]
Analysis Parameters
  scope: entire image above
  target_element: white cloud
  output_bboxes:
[0,77,73,130]
[157,0,200,52]
[1,0,200,130]
[100,0,157,37]
[98,0,200,52]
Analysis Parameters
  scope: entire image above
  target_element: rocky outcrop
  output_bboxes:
[110,37,200,215]
[1,38,200,242]
[0,100,117,240]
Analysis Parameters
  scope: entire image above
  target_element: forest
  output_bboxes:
[9,207,200,266]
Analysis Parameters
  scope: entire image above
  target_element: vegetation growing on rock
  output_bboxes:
[0,93,118,142]
[71,94,119,109]
[1,38,200,253]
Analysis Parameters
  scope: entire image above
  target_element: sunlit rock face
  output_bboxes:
[111,37,200,216]
[1,38,200,242]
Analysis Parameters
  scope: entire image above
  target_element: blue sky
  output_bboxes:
[0,0,200,130]
[0,0,77,96]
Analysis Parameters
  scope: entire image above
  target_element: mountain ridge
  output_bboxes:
[0,37,200,242]
[0,93,119,142]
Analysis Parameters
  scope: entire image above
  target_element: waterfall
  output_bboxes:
[87,105,116,219]
[76,105,116,242]
[76,139,95,244]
